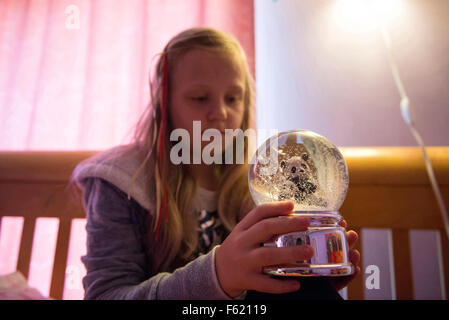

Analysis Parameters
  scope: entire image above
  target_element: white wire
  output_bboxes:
[380,23,449,243]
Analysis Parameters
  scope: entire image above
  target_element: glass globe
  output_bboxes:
[248,129,349,212]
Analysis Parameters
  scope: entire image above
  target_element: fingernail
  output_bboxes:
[284,201,294,209]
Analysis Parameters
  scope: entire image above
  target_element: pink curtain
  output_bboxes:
[0,0,255,151]
[0,0,254,299]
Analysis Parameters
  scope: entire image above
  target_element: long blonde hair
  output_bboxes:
[131,27,256,273]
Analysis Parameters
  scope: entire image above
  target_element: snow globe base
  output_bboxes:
[262,211,354,277]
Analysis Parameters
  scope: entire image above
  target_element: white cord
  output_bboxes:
[380,23,449,242]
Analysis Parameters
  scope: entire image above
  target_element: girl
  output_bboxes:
[72,27,360,300]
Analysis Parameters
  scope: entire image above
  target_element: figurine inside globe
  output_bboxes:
[248,129,349,212]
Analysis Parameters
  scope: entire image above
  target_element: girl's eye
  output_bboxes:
[226,96,241,104]
[301,164,307,169]
[191,96,207,102]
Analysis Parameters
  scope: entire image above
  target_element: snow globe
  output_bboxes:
[248,129,354,277]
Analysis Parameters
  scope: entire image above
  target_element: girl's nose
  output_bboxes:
[208,100,227,121]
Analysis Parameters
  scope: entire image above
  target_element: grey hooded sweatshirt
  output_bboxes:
[72,144,246,300]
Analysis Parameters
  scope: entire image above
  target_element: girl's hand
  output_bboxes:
[329,220,361,291]
[215,201,313,298]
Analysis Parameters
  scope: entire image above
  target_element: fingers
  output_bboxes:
[242,215,310,244]
[250,274,301,294]
[354,265,361,278]
[346,230,359,249]
[331,265,361,291]
[251,245,314,267]
[349,249,360,266]
[339,220,359,249]
[236,201,295,231]
[330,248,361,291]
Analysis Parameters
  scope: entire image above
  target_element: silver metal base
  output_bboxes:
[264,263,354,277]
[262,211,354,277]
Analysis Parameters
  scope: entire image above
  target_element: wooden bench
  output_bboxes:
[0,147,448,299]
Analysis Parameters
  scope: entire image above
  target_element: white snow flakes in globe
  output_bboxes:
[248,129,349,212]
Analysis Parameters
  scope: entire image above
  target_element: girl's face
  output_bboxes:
[168,49,246,155]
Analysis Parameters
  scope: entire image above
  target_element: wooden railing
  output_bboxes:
[0,147,448,299]
[340,147,449,299]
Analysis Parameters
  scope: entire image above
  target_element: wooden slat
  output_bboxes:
[16,217,36,279]
[392,229,414,299]
[340,147,449,185]
[440,229,449,300]
[0,182,85,219]
[342,185,449,229]
[347,227,364,300]
[49,218,72,300]
[1,147,448,184]
[0,151,97,182]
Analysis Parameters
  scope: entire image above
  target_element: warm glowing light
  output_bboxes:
[340,148,382,158]
[333,0,405,33]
